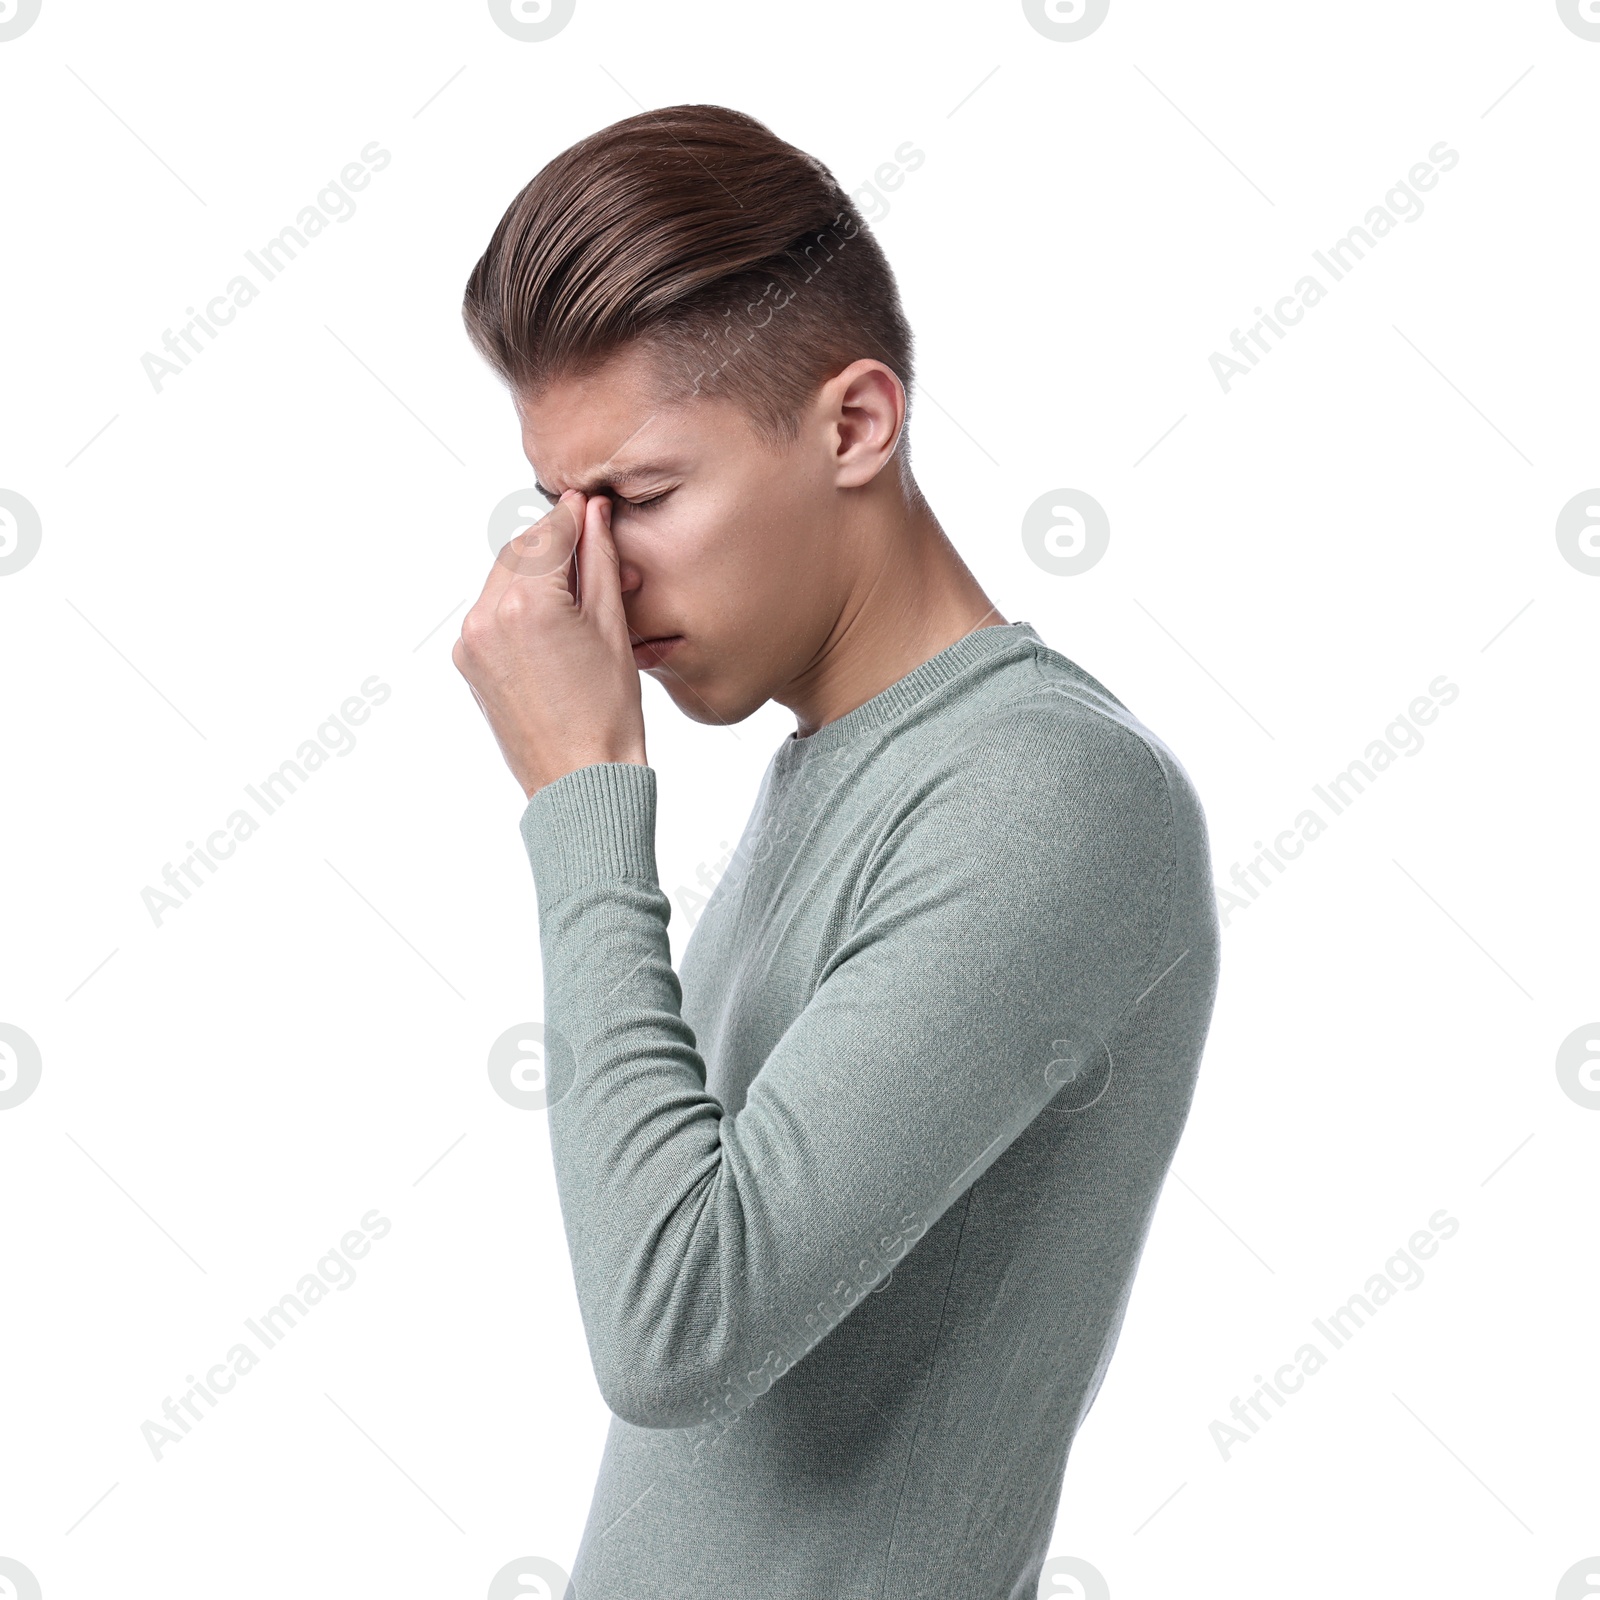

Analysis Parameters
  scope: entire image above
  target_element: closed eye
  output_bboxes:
[621,487,673,510]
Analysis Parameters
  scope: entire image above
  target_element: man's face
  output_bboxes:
[513,342,847,728]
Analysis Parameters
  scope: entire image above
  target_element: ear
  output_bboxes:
[827,360,906,490]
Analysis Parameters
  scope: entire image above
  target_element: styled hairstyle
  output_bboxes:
[462,104,916,458]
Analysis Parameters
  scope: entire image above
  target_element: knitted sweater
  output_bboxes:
[518,619,1221,1599]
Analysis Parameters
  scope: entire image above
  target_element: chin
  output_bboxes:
[665,679,762,729]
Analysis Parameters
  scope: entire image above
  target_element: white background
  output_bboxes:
[1,2,1596,1596]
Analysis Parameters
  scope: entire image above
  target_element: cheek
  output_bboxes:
[649,500,737,572]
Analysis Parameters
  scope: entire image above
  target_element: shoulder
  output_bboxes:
[861,684,1179,919]
[845,688,1182,1016]
[940,683,1177,849]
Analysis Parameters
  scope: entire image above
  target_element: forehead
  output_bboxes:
[514,345,704,495]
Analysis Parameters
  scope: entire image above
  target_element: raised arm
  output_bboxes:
[520,710,1176,1431]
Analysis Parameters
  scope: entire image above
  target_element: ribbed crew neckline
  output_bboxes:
[773,619,1040,768]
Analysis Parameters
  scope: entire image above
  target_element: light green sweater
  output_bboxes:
[519,620,1221,1598]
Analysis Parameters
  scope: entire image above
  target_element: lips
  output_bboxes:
[630,634,683,666]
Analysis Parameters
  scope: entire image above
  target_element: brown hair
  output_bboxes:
[461,103,916,458]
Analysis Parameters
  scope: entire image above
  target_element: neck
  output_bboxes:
[779,485,1005,739]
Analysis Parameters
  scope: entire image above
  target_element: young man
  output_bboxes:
[455,104,1220,1599]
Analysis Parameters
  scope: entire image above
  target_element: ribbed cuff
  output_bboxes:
[518,761,659,904]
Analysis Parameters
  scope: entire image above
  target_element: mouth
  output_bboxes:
[629,634,684,668]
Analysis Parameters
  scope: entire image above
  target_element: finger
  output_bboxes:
[567,492,585,606]
[575,491,627,643]
[488,492,582,598]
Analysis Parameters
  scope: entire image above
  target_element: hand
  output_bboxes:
[453,488,647,798]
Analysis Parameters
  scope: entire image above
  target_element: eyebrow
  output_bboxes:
[532,463,677,501]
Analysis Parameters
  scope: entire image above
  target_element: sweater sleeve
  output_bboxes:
[519,714,1176,1432]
